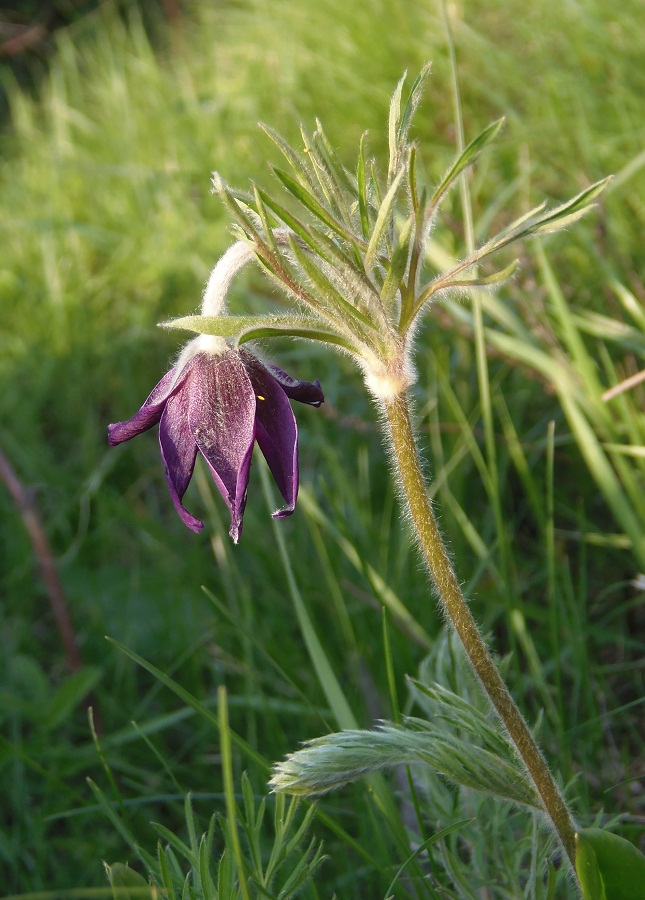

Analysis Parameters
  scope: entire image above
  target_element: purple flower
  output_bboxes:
[108,346,323,542]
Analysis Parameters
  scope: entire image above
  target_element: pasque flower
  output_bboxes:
[104,71,613,877]
[108,338,323,542]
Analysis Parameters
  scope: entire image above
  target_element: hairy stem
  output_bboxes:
[382,392,577,869]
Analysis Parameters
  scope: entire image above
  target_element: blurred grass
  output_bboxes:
[1,0,644,894]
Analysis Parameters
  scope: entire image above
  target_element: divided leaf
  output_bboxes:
[271,680,539,810]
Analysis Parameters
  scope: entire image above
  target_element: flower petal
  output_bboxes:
[188,353,256,543]
[242,353,299,517]
[252,353,324,407]
[159,384,202,533]
[108,366,187,445]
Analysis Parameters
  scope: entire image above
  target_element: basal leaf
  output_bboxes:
[576,828,645,900]
[271,717,538,808]
[576,835,605,900]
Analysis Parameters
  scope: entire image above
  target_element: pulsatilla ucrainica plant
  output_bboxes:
[109,67,645,895]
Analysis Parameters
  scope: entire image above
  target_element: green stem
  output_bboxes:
[382,391,578,870]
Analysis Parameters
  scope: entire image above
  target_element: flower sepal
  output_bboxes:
[108,344,323,542]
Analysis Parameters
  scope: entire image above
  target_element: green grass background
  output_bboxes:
[1,0,644,894]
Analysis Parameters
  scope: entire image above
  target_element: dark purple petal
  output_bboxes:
[242,353,299,517]
[188,353,256,543]
[240,350,324,407]
[159,385,202,532]
[108,366,188,445]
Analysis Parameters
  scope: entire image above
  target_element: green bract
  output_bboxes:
[163,313,352,351]
[160,66,609,403]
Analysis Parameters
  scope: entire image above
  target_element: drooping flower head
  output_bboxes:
[109,240,323,542]
[108,338,323,542]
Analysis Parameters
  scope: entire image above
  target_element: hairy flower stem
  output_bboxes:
[382,391,577,870]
